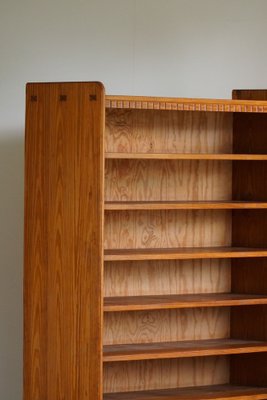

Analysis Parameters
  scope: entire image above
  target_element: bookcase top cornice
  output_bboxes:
[106,95,267,113]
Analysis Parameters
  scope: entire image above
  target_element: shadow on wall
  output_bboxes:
[0,132,23,400]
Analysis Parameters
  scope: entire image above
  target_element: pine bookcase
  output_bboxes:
[24,83,267,400]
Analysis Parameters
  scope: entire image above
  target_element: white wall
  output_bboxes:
[1,0,267,398]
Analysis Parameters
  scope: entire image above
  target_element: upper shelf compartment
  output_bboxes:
[105,95,267,113]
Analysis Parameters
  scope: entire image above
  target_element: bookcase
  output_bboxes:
[24,82,267,400]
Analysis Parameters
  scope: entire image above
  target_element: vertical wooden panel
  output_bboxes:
[231,89,267,387]
[24,84,48,400]
[24,82,104,400]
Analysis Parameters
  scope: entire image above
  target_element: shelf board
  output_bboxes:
[103,338,267,362]
[104,201,267,211]
[104,293,267,312]
[105,95,267,113]
[105,153,267,160]
[104,247,267,261]
[103,384,267,400]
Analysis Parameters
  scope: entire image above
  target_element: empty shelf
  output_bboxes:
[105,153,267,160]
[104,384,267,400]
[104,293,267,312]
[104,247,267,261]
[103,338,267,362]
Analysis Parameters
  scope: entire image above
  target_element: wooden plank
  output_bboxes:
[105,95,267,113]
[104,293,267,312]
[104,384,267,400]
[103,339,267,362]
[105,153,267,160]
[104,247,267,261]
[105,201,267,210]
[231,89,267,388]
[24,82,104,400]
[24,83,48,400]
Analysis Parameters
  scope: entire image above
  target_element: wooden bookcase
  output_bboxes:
[24,83,267,400]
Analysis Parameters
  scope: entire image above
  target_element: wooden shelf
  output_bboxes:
[105,201,267,211]
[104,384,267,400]
[105,153,267,160]
[103,338,267,362]
[104,293,267,312]
[104,247,267,261]
[105,95,267,113]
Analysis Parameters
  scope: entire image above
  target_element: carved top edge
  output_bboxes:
[105,96,267,113]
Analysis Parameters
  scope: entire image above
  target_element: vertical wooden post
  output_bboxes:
[24,82,105,399]
[231,89,267,387]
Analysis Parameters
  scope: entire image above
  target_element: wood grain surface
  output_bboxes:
[105,160,232,201]
[24,82,105,400]
[104,293,267,312]
[230,89,267,389]
[103,339,267,362]
[104,259,231,297]
[104,247,267,261]
[105,153,267,160]
[104,210,231,249]
[104,308,229,345]
[104,384,267,400]
[105,109,232,154]
[105,95,267,113]
[103,357,229,393]
[105,201,267,210]
[104,259,231,296]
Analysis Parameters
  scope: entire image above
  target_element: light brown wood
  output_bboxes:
[25,86,267,399]
[105,153,267,160]
[105,109,232,154]
[103,339,267,362]
[104,357,229,393]
[104,259,231,297]
[24,82,105,400]
[104,308,229,345]
[104,293,267,312]
[104,210,231,250]
[105,160,232,202]
[104,247,267,261]
[103,384,267,400]
[105,201,267,210]
[106,95,267,113]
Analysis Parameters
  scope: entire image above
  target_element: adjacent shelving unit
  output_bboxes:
[24,84,267,400]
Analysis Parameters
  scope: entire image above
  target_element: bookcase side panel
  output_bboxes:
[24,82,104,400]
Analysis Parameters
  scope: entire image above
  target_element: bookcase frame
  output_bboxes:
[24,83,267,400]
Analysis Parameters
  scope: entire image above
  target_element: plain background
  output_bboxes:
[1,0,267,398]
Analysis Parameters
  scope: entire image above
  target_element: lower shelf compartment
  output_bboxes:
[103,384,267,400]
[103,339,267,362]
